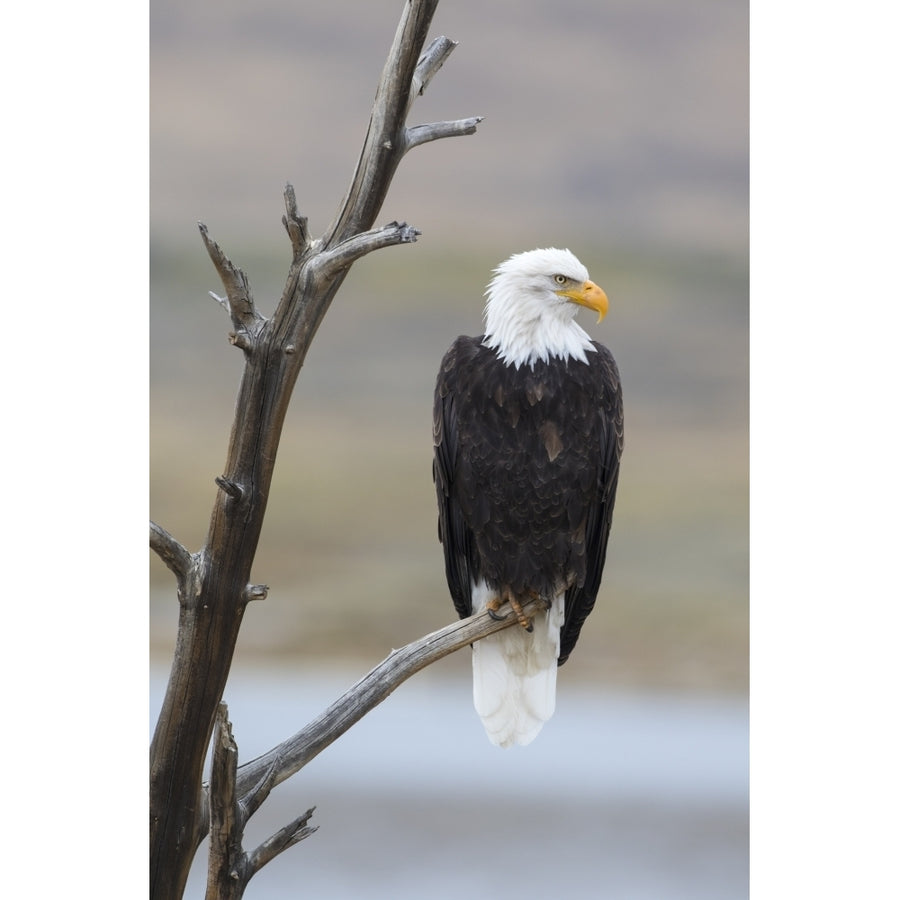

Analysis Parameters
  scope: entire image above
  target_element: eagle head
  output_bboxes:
[482,248,609,369]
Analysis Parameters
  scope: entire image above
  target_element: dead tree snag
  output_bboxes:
[150,2,487,896]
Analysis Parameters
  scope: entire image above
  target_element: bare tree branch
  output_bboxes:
[190,598,546,855]
[410,35,457,102]
[205,705,243,900]
[311,221,421,283]
[198,223,265,346]
[245,808,318,882]
[241,584,269,604]
[150,521,191,583]
[229,598,546,808]
[204,705,317,899]
[325,2,476,244]
[150,2,481,895]
[281,183,310,263]
[406,116,484,151]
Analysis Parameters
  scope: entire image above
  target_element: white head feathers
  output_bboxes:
[482,247,601,369]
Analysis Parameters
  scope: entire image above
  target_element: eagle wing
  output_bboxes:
[432,336,479,619]
[558,342,624,664]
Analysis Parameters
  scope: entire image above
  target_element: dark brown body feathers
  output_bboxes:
[433,336,623,665]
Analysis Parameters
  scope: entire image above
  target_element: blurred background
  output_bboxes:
[150,0,748,897]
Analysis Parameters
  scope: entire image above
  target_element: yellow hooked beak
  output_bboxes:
[556,279,609,323]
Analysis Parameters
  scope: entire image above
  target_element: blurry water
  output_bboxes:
[151,662,748,899]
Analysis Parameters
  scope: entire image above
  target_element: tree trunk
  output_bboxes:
[149,2,481,896]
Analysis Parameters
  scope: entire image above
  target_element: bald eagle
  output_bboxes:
[433,247,623,747]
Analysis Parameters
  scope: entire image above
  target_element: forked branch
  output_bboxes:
[195,597,547,841]
[325,3,480,245]
[150,2,481,897]
[205,705,318,899]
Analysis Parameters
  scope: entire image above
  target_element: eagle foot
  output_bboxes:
[507,594,534,633]
[489,589,539,632]
[485,595,510,622]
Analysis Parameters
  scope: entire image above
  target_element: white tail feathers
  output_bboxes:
[471,587,565,748]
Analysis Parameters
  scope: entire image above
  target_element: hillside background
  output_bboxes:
[150,0,748,693]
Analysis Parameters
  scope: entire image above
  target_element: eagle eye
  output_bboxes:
[553,274,567,285]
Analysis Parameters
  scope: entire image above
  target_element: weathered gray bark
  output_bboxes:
[149,1,483,896]
[204,704,317,900]
[197,598,544,900]
[228,598,546,803]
